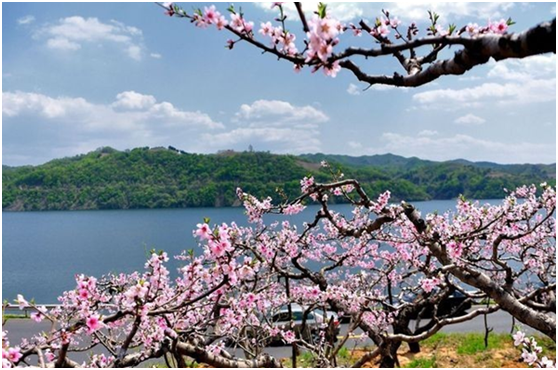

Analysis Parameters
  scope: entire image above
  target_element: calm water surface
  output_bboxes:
[3,199,502,303]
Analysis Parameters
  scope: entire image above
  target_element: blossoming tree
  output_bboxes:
[3,169,555,367]
[158,2,555,86]
[2,2,556,368]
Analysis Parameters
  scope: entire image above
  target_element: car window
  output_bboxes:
[292,312,314,321]
[273,311,315,322]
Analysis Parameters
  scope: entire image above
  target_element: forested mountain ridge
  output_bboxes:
[2,147,555,211]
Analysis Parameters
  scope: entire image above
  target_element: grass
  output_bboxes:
[2,313,29,321]
[404,356,437,368]
[421,332,508,354]
[282,347,354,368]
[456,333,507,355]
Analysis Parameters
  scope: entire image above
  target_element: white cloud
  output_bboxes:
[413,54,556,110]
[418,130,438,136]
[255,2,512,22]
[412,79,556,110]
[487,55,556,81]
[454,114,486,125]
[3,90,224,164]
[348,141,363,149]
[150,53,162,59]
[46,38,81,50]
[199,99,329,154]
[457,76,481,81]
[126,45,142,61]
[387,3,514,22]
[235,99,328,126]
[255,2,363,22]
[17,15,35,25]
[347,83,361,96]
[2,91,92,119]
[374,132,554,164]
[202,127,322,154]
[36,16,145,60]
[112,91,156,110]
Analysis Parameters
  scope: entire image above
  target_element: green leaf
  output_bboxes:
[317,2,327,19]
[448,24,457,35]
[203,217,210,224]
[506,17,516,26]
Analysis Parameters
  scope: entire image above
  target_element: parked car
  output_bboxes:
[404,290,472,319]
[269,304,340,345]
[336,291,472,323]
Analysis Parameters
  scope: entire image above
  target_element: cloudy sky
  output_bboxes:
[2,2,556,166]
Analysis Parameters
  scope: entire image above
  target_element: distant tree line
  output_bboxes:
[2,147,555,211]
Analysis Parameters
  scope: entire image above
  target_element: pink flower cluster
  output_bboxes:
[2,331,22,368]
[259,21,298,56]
[193,5,228,30]
[305,16,343,77]
[300,176,315,193]
[467,19,509,36]
[513,331,555,368]
[420,277,441,293]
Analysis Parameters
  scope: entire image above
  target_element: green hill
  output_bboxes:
[2,147,555,211]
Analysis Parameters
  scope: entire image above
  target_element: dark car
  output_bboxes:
[406,291,472,319]
[337,291,472,323]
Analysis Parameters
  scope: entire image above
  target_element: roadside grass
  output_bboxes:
[404,356,437,368]
[422,332,508,354]
[2,313,29,321]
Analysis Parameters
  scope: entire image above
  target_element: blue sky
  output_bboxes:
[2,2,556,166]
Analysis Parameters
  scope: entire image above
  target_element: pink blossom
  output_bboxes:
[447,240,463,259]
[489,19,508,34]
[323,61,341,77]
[44,350,55,362]
[259,21,273,37]
[513,331,526,346]
[283,203,305,215]
[30,312,43,323]
[86,314,104,334]
[15,295,28,310]
[203,5,218,24]
[78,288,89,300]
[390,17,401,28]
[6,347,22,363]
[163,2,175,16]
[372,24,390,37]
[466,22,479,36]
[300,176,315,193]
[435,24,448,36]
[521,350,539,366]
[282,330,296,343]
[420,277,440,293]
[195,223,212,240]
[193,13,209,28]
[209,240,227,257]
[215,15,228,30]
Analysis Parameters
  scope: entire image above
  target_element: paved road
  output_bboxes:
[2,307,544,366]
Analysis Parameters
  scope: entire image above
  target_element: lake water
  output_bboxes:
[2,199,502,303]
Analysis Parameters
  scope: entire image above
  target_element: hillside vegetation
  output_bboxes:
[2,147,555,211]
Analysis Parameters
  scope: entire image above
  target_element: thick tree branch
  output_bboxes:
[340,18,555,87]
